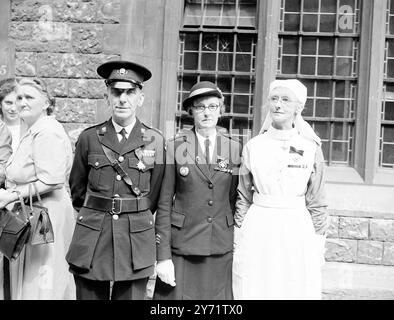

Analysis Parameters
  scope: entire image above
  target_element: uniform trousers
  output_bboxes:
[74,275,148,300]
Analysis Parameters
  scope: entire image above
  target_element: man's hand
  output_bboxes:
[156,259,176,287]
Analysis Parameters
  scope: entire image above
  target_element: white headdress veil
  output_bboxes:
[259,79,321,146]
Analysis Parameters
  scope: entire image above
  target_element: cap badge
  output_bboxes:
[180,166,189,177]
[117,68,128,75]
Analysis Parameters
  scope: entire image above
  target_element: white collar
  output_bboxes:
[112,118,136,135]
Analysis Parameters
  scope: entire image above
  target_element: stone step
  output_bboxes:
[322,262,394,300]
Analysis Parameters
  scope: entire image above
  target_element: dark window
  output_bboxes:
[178,0,257,141]
[278,0,361,166]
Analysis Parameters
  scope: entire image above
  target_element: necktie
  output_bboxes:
[204,138,210,168]
[119,128,127,145]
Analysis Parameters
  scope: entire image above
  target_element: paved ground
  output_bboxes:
[146,262,394,300]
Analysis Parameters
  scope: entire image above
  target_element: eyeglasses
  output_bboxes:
[192,104,220,113]
[268,96,296,105]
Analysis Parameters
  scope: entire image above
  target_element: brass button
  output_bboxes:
[149,220,153,225]
[116,175,122,181]
[78,216,83,221]
[118,156,124,163]
[208,183,213,189]
[207,217,213,223]
[208,200,213,206]
[113,214,119,221]
[114,194,120,198]
[95,162,99,167]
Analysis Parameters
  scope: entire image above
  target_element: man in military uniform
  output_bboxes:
[66,60,165,300]
[154,81,241,300]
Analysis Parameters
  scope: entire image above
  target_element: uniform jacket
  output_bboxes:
[66,118,165,281]
[155,128,241,260]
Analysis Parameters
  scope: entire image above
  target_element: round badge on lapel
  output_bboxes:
[180,166,189,177]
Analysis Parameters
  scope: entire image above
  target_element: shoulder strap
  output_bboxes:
[96,128,141,197]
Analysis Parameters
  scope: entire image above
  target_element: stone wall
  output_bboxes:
[325,210,394,266]
[9,0,122,147]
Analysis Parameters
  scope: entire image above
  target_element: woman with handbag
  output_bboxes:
[0,78,76,300]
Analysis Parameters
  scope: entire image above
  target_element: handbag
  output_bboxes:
[0,193,31,260]
[25,183,54,245]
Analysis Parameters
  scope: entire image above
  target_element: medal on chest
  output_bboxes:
[135,147,146,171]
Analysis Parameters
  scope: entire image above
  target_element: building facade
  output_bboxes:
[1,0,393,298]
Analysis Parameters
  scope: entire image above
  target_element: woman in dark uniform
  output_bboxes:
[154,81,241,300]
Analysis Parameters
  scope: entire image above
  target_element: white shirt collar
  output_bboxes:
[112,118,136,137]
[195,129,217,146]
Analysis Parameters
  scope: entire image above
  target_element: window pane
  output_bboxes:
[234,77,251,93]
[285,0,301,12]
[236,54,251,71]
[337,38,354,56]
[282,56,298,74]
[219,53,233,71]
[303,14,318,32]
[185,33,200,51]
[382,144,394,165]
[320,14,336,32]
[319,38,334,55]
[383,126,394,143]
[201,53,216,70]
[184,52,199,70]
[302,38,317,55]
[301,57,316,75]
[315,99,332,117]
[333,123,349,140]
[384,101,394,121]
[202,34,217,51]
[239,1,257,28]
[284,13,301,31]
[184,2,202,26]
[313,122,330,140]
[283,37,299,55]
[318,57,333,75]
[336,57,353,76]
[303,100,314,117]
[233,95,250,113]
[332,142,348,162]
[304,0,319,12]
[316,80,333,97]
[321,0,337,13]
[334,100,351,118]
[237,35,253,52]
[217,76,232,93]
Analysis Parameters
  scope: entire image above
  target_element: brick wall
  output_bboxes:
[9,0,122,146]
[325,210,394,266]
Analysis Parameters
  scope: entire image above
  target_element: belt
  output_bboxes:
[253,194,306,209]
[83,194,151,214]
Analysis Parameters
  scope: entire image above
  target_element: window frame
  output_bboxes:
[160,0,394,186]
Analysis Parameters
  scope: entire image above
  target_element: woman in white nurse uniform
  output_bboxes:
[233,79,329,300]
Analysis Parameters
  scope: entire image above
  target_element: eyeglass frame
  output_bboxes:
[191,103,221,113]
[268,95,301,106]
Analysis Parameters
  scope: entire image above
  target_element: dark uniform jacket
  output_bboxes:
[66,118,165,281]
[155,128,241,260]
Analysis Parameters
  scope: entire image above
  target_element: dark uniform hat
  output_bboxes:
[97,60,152,89]
[182,81,223,110]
